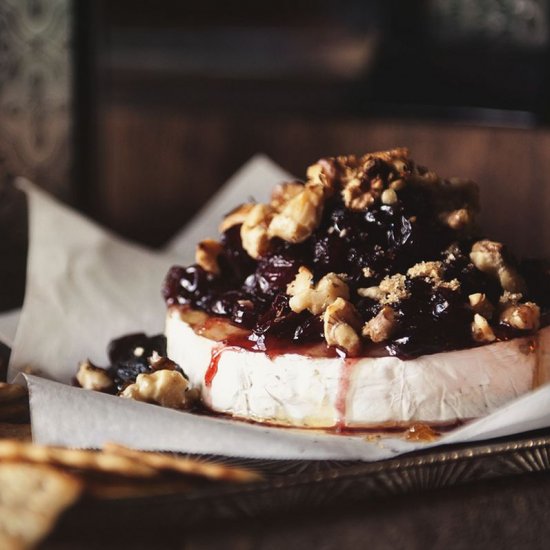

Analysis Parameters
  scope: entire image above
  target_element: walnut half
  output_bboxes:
[340,148,412,211]
[323,298,362,356]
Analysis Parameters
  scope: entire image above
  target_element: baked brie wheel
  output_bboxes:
[166,307,550,429]
[163,148,550,429]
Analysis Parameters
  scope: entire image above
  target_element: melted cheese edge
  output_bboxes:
[166,307,550,428]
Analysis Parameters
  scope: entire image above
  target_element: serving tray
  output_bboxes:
[55,428,550,537]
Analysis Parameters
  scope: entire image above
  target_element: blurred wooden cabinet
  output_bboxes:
[97,106,550,257]
[1,0,550,259]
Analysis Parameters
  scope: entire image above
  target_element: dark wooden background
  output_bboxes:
[96,109,550,258]
[2,0,550,257]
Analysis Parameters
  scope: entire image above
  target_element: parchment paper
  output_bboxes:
[7,155,550,460]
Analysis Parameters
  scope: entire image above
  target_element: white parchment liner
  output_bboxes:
[6,155,550,460]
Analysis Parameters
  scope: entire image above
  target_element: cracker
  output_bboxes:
[0,383,27,404]
[0,441,157,478]
[0,440,260,488]
[0,462,82,549]
[103,443,262,483]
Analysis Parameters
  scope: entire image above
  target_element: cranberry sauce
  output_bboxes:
[163,181,550,359]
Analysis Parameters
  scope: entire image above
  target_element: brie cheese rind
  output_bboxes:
[167,306,550,429]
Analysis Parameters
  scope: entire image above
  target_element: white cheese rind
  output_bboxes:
[166,308,550,428]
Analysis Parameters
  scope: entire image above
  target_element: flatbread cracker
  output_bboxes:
[0,441,157,478]
[0,462,82,549]
[0,440,260,483]
[103,443,262,483]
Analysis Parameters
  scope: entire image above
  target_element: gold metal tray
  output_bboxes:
[56,428,550,536]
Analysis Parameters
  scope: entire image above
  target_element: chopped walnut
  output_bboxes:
[407,261,444,281]
[470,240,526,293]
[468,293,494,319]
[357,286,384,300]
[76,361,114,392]
[240,204,275,259]
[499,291,523,306]
[323,298,362,356]
[342,178,377,210]
[362,306,397,343]
[218,203,255,233]
[499,302,540,332]
[195,239,223,275]
[287,267,349,315]
[120,370,194,410]
[306,158,337,191]
[440,208,472,231]
[368,148,412,170]
[338,149,412,211]
[438,279,461,291]
[471,314,496,343]
[270,182,304,210]
[268,184,325,243]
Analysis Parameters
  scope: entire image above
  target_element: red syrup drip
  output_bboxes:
[204,342,250,387]
[335,357,358,432]
[204,343,226,387]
